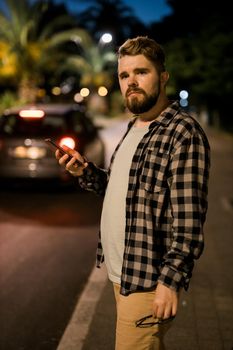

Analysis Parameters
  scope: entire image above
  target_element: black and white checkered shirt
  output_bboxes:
[78,101,210,295]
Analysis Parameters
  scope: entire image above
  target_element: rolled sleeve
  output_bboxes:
[78,162,108,196]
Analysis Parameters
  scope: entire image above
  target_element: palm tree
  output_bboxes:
[0,0,91,102]
[61,33,117,90]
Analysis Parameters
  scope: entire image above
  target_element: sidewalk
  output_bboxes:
[62,127,233,350]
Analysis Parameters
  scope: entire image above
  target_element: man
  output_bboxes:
[56,36,210,349]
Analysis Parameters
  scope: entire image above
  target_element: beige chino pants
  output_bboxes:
[113,283,172,350]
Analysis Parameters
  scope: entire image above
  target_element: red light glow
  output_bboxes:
[59,137,76,149]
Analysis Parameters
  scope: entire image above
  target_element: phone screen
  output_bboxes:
[44,138,84,165]
[45,138,70,156]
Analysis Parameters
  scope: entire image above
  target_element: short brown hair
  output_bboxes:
[118,36,166,73]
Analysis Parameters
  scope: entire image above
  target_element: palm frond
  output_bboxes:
[47,29,92,49]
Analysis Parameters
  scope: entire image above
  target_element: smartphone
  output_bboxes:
[44,138,84,165]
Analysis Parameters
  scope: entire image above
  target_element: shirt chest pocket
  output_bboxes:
[139,149,170,193]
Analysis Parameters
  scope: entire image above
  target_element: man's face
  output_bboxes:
[118,54,161,114]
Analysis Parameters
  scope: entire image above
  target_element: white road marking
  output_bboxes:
[57,264,108,350]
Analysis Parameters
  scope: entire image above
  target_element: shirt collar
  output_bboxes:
[149,100,180,128]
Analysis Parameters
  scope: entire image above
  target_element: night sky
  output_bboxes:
[0,0,172,24]
[53,0,172,24]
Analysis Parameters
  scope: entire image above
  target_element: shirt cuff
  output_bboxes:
[158,265,190,292]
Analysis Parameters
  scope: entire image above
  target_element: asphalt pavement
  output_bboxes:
[58,125,233,350]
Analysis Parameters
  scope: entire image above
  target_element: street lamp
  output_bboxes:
[99,33,113,45]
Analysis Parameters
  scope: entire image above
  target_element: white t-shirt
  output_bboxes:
[100,124,149,284]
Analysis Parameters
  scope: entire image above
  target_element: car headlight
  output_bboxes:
[10,146,46,159]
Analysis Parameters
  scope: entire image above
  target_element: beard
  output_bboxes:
[125,88,160,114]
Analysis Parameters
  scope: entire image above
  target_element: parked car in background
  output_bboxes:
[0,103,105,185]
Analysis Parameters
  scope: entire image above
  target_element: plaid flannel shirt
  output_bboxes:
[78,101,210,295]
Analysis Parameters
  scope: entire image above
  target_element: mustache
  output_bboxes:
[126,87,145,97]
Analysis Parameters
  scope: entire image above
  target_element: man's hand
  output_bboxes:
[152,282,179,319]
[55,145,88,177]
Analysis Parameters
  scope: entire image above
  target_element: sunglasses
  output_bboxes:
[135,314,175,328]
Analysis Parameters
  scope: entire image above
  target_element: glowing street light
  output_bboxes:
[98,86,108,97]
[179,90,189,99]
[80,88,90,97]
[99,33,112,44]
[179,89,189,107]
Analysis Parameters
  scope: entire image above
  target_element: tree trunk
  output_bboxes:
[18,78,39,104]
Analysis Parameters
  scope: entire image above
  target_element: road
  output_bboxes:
[0,187,103,350]
[0,117,127,350]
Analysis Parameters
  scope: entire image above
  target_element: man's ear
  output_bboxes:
[160,71,169,87]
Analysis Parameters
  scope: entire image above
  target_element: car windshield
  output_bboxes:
[0,112,86,137]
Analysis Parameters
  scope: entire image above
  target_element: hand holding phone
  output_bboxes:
[44,138,84,166]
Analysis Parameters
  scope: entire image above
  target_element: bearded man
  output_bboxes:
[55,36,210,350]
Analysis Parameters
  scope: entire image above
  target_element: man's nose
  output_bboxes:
[128,75,138,86]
